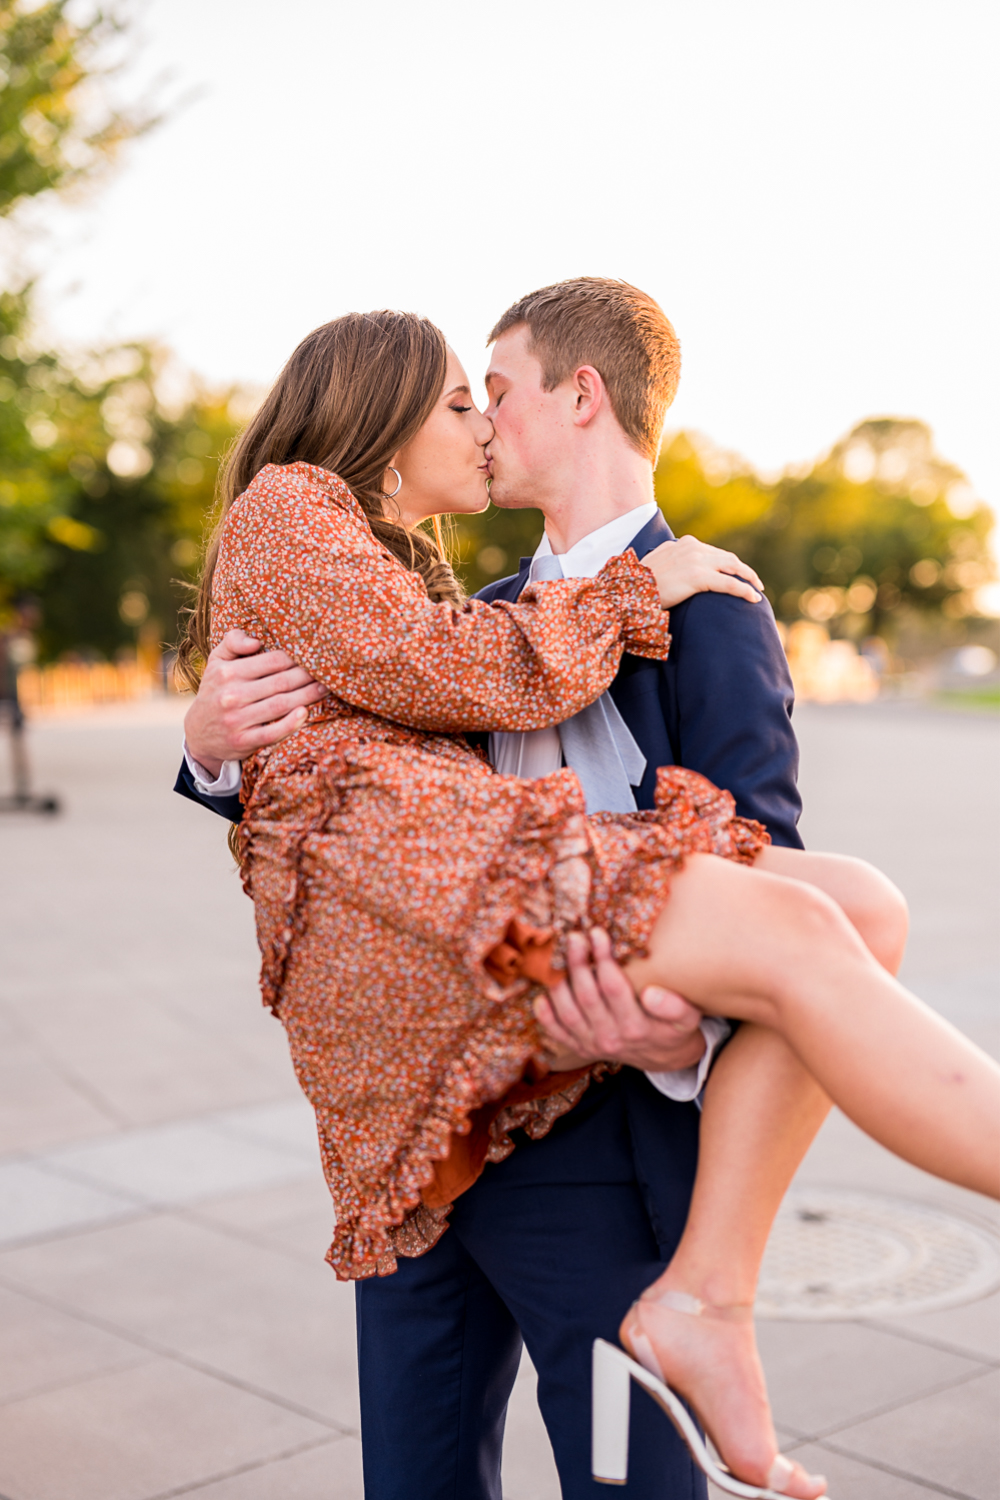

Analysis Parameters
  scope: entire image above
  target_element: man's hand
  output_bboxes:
[184,629,328,776]
[642,535,764,608]
[535,928,707,1073]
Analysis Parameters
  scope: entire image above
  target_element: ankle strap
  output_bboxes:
[641,1287,755,1321]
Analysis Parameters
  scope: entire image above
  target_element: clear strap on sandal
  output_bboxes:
[640,1285,755,1321]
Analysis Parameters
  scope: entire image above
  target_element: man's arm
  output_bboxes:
[174,757,245,822]
[663,591,803,847]
[175,630,328,823]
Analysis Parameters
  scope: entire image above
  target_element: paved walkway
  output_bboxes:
[0,699,997,1499]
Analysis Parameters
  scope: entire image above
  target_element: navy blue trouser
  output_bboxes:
[356,1072,705,1500]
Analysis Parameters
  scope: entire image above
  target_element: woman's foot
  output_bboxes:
[621,1284,826,1498]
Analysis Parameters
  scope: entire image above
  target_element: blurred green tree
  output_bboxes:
[455,418,995,645]
[0,0,148,214]
[7,333,243,659]
[0,0,215,658]
[653,419,994,638]
[0,1,992,660]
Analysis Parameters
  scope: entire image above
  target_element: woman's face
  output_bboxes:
[389,348,494,527]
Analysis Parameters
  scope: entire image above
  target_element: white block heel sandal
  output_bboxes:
[592,1339,815,1498]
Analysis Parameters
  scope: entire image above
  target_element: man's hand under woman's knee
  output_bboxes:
[184,629,328,776]
[535,928,707,1072]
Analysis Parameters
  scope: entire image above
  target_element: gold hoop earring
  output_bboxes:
[383,467,402,500]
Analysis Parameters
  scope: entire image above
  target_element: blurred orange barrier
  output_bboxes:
[17,660,159,710]
[781,622,880,703]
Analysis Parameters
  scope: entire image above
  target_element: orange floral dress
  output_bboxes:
[211,462,768,1279]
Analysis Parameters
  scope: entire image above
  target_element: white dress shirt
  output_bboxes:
[184,499,728,1102]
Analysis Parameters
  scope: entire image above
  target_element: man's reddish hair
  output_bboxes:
[489,277,681,461]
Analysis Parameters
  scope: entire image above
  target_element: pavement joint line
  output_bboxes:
[0,1092,313,1173]
[0,1101,322,1247]
[0,1270,360,1438]
[177,1203,327,1269]
[0,1348,156,1412]
[0,1001,131,1128]
[0,1200,168,1254]
[134,1434,350,1500]
[775,1361,995,1447]
[26,1156,151,1205]
[860,1314,1000,1369]
[808,1438,981,1500]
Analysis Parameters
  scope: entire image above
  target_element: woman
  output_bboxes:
[182,310,998,1499]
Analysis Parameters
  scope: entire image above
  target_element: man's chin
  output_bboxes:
[488,482,535,511]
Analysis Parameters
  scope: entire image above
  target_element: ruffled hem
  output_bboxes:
[321,768,605,1280]
[240,738,769,1283]
[320,767,768,1282]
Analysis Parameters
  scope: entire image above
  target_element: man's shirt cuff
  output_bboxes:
[644,1016,732,1103]
[182,741,244,797]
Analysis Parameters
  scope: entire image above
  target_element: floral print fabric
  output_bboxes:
[211,463,768,1278]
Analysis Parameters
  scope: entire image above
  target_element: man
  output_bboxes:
[175,278,802,1499]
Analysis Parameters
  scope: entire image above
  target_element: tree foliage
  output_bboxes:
[0,0,190,652]
[0,0,150,214]
[0,1,991,661]
[454,418,995,644]
[0,315,241,658]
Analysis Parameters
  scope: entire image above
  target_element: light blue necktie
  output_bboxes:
[530,553,647,814]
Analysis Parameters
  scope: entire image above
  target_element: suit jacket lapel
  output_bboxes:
[626,510,674,560]
[509,558,533,601]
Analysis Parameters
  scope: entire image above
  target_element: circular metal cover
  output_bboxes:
[756,1187,1000,1321]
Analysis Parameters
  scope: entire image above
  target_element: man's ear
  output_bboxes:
[569,365,605,429]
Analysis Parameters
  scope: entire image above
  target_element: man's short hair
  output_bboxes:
[488,277,680,462]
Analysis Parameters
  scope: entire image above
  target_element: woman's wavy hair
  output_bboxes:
[177,310,464,692]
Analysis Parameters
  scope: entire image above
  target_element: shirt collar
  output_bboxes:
[533,501,660,579]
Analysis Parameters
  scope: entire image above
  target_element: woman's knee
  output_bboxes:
[753,873,863,985]
[845,858,909,973]
[759,846,908,975]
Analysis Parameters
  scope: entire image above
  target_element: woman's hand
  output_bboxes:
[641,536,764,609]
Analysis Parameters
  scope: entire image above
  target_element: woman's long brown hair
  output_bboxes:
[176,310,464,692]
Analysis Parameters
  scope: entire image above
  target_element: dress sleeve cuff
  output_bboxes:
[593,550,672,660]
[182,740,244,797]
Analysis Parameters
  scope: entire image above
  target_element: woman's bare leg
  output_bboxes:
[617,846,998,1493]
[626,1024,831,1494]
[658,851,906,1310]
[661,1023,832,1304]
[624,849,1000,1198]
[620,850,903,1494]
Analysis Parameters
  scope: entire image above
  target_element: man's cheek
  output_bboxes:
[496,412,531,468]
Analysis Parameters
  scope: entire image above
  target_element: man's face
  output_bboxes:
[483,326,572,512]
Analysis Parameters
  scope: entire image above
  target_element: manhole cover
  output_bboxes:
[756,1188,1000,1320]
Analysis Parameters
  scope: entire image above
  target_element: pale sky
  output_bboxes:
[28,0,1000,513]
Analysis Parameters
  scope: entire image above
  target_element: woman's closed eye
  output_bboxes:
[449,403,472,413]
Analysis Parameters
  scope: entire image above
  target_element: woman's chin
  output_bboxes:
[443,485,491,517]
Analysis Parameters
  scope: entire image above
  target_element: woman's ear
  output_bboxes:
[570,365,605,428]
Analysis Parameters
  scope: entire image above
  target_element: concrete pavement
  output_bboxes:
[0,698,997,1499]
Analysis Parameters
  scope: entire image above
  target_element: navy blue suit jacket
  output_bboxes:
[174,508,803,847]
[476,510,803,847]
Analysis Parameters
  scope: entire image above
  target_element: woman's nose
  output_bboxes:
[476,412,495,446]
